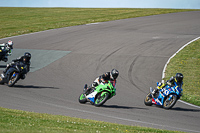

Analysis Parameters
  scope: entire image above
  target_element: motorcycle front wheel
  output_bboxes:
[94,92,110,107]
[7,72,19,87]
[144,93,153,106]
[163,94,177,109]
[78,93,87,104]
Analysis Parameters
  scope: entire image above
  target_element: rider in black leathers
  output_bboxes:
[3,52,31,79]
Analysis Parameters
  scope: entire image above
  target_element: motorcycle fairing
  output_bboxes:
[86,91,97,103]
[152,83,182,106]
[152,98,162,105]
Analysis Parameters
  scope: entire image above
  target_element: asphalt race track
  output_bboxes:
[0,11,200,132]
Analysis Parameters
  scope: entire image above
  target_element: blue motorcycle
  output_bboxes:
[144,82,182,109]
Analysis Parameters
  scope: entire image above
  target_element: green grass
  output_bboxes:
[164,39,200,106]
[0,7,197,39]
[0,107,184,133]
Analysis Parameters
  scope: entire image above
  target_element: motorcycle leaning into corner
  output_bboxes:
[0,40,13,62]
[0,62,29,87]
[78,81,116,107]
[144,82,183,109]
[0,49,10,62]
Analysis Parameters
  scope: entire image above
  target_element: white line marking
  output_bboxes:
[0,27,69,41]
[86,23,99,25]
[162,36,200,108]
[179,100,200,109]
[0,22,100,41]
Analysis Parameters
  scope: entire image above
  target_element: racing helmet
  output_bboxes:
[110,69,119,80]
[175,73,183,83]
[23,52,31,63]
[7,40,13,49]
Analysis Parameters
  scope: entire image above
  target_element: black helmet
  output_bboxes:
[23,52,31,62]
[175,73,183,83]
[110,69,119,80]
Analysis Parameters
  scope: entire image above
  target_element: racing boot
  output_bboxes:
[1,73,5,78]
[2,64,11,78]
[151,87,158,98]
[3,66,9,75]
[1,69,7,78]
[85,86,94,95]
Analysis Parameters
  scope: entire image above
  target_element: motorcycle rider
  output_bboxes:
[2,52,31,79]
[84,69,119,94]
[152,73,184,96]
[0,40,13,62]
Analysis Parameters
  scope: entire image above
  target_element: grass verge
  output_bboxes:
[0,7,197,39]
[164,39,200,106]
[0,107,184,133]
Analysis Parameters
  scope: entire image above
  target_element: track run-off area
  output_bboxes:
[0,11,200,132]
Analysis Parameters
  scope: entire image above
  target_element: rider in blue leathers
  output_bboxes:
[152,73,183,96]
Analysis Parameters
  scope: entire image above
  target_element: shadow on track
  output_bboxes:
[13,85,59,89]
[102,105,147,110]
[0,65,35,68]
[172,107,200,112]
[0,65,6,68]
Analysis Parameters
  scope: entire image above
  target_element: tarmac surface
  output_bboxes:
[0,11,200,132]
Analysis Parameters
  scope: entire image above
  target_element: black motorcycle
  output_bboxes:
[0,62,28,87]
[0,49,8,62]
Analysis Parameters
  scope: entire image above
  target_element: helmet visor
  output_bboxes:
[112,73,118,80]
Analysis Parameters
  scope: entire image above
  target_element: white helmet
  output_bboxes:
[7,40,13,49]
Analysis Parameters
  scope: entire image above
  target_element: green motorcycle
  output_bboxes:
[78,81,116,107]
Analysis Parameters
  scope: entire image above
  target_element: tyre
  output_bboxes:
[78,93,87,104]
[7,72,19,87]
[0,76,4,84]
[144,93,153,106]
[94,92,110,107]
[163,94,177,109]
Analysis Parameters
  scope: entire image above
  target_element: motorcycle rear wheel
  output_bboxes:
[94,92,110,107]
[7,72,19,87]
[78,93,87,104]
[0,76,4,84]
[144,93,153,106]
[163,94,177,109]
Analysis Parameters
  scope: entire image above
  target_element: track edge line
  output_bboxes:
[162,36,200,108]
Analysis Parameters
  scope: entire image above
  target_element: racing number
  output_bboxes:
[164,90,169,95]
